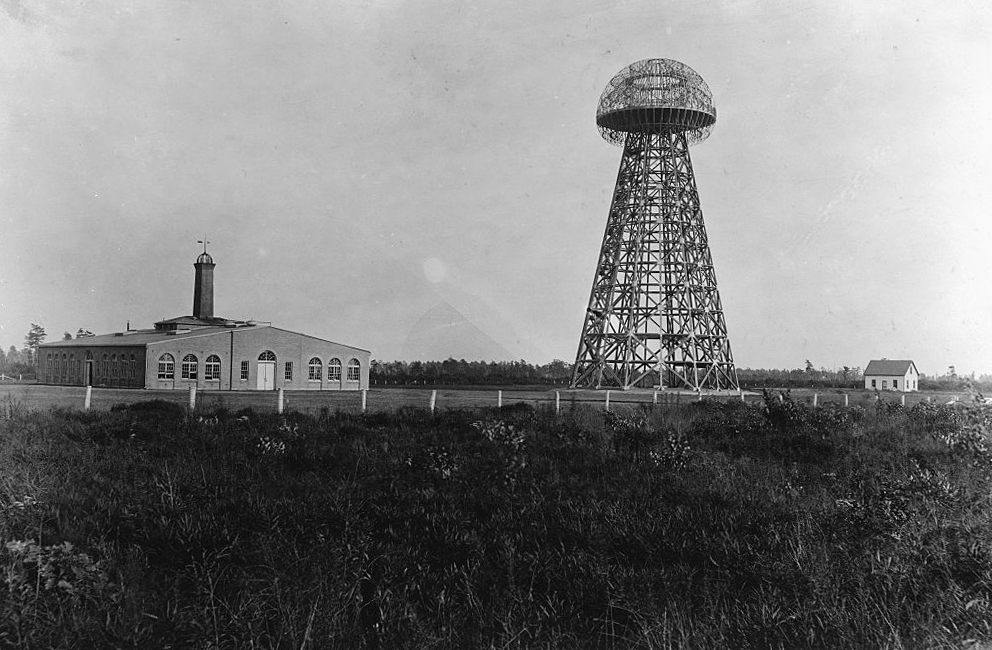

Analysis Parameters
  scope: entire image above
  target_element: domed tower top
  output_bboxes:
[192,240,215,319]
[596,58,717,146]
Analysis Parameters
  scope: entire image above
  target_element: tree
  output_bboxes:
[63,331,73,340]
[24,323,46,366]
[804,360,814,374]
[76,328,94,338]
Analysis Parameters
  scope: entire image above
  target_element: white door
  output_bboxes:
[257,362,275,390]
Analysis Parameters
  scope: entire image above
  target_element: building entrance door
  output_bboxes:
[257,362,275,390]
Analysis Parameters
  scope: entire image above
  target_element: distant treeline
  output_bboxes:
[371,359,573,386]
[371,359,992,392]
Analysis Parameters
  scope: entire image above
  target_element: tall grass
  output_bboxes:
[1,395,991,648]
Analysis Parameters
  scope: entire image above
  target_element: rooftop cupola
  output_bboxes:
[192,240,215,319]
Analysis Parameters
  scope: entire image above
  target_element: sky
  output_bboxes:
[1,0,990,377]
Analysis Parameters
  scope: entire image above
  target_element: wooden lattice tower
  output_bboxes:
[571,59,739,391]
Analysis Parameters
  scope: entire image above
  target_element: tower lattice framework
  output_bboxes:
[571,59,739,391]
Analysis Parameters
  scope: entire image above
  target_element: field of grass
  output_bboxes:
[3,393,992,648]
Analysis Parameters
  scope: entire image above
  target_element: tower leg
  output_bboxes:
[571,130,738,391]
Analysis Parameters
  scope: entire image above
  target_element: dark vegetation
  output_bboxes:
[2,393,992,648]
[369,358,992,392]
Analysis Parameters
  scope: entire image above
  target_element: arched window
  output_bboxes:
[308,357,322,381]
[158,354,175,380]
[258,350,276,362]
[328,358,341,381]
[129,354,136,379]
[102,354,109,378]
[69,354,75,380]
[204,355,221,381]
[46,354,53,378]
[182,354,198,380]
[111,353,118,377]
[61,353,68,381]
[347,359,361,381]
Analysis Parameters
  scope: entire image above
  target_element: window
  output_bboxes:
[46,354,52,378]
[129,354,136,379]
[62,354,68,381]
[882,380,888,389]
[182,354,198,380]
[285,362,293,381]
[871,379,876,388]
[69,354,75,380]
[328,358,341,381]
[259,350,276,362]
[240,361,249,381]
[111,353,118,377]
[308,357,322,381]
[158,354,175,380]
[205,355,221,381]
[893,380,898,389]
[102,354,109,378]
[347,359,360,381]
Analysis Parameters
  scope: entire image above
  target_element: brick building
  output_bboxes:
[37,249,370,391]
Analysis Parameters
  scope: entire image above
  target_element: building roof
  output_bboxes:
[39,324,370,354]
[864,359,918,376]
[154,315,248,329]
[38,327,239,348]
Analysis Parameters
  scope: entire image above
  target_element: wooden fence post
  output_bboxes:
[361,389,367,413]
[84,386,92,411]
[430,389,437,414]
[189,385,197,411]
[498,390,502,409]
[813,393,818,407]
[605,390,611,412]
[277,388,284,414]
[844,393,849,407]
[653,390,658,405]
[555,391,560,416]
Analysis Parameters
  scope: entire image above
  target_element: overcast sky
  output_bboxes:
[2,0,990,376]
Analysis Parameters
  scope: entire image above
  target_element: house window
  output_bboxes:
[893,380,898,389]
[129,354,136,379]
[182,354,198,380]
[102,354,109,378]
[882,380,887,389]
[62,354,68,381]
[158,354,175,380]
[347,359,360,381]
[69,354,75,380]
[871,379,876,388]
[259,350,276,362]
[285,362,293,381]
[111,354,118,377]
[308,357,322,381]
[204,355,221,381]
[240,361,249,381]
[328,358,341,381]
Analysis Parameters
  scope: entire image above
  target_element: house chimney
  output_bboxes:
[193,243,215,319]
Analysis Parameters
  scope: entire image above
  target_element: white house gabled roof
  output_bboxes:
[864,359,918,376]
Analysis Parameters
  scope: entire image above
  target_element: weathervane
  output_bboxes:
[197,238,210,254]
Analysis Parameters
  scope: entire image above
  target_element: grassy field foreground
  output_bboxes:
[2,395,992,648]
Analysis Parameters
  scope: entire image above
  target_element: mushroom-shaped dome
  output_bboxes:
[596,58,717,146]
[196,252,214,265]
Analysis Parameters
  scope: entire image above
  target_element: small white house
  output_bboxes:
[864,359,919,392]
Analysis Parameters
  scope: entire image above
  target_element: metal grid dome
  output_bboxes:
[596,58,717,146]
